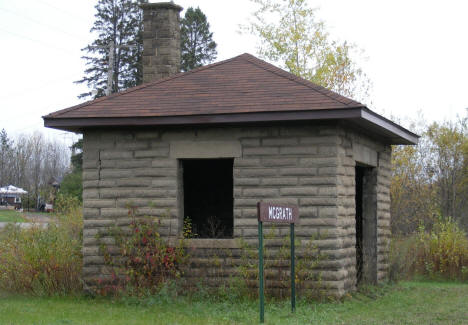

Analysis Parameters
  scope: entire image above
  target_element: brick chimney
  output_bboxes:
[141,2,183,83]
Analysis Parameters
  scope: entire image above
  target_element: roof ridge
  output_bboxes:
[45,54,248,118]
[239,53,364,108]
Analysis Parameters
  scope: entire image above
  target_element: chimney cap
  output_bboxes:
[140,2,183,12]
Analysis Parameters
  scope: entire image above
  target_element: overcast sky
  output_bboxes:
[0,0,467,144]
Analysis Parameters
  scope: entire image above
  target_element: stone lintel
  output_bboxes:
[170,141,241,158]
[353,143,378,167]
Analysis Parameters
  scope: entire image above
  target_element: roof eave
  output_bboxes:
[359,108,419,145]
[43,107,419,145]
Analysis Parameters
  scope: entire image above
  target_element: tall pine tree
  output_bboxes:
[78,3,217,98]
[76,0,144,99]
[180,7,217,72]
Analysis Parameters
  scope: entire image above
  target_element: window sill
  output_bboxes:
[184,238,239,249]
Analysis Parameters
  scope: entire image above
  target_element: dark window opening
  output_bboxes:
[182,159,233,238]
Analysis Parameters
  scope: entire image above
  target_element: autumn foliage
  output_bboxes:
[391,118,468,235]
[99,207,188,295]
[0,213,82,295]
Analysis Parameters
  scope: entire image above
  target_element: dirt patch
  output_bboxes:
[22,212,54,223]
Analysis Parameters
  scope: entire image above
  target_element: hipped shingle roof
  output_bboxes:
[43,53,418,144]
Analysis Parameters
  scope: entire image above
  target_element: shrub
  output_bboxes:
[99,207,188,296]
[54,193,82,216]
[388,236,416,282]
[413,216,468,280]
[390,216,468,281]
[0,216,83,295]
[237,226,326,299]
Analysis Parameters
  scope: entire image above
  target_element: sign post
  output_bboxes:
[258,220,264,323]
[257,202,299,323]
[290,222,295,312]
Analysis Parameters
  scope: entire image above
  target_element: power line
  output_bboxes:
[35,0,90,24]
[0,6,87,42]
[0,75,79,100]
[0,26,76,54]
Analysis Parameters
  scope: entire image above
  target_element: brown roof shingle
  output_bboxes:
[45,53,364,119]
[43,53,418,144]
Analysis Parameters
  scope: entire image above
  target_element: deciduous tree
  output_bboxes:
[426,119,468,228]
[243,0,369,100]
[391,115,468,234]
[0,132,69,209]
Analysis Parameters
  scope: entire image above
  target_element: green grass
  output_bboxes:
[0,210,25,222]
[0,281,467,324]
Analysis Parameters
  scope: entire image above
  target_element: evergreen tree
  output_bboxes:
[180,7,217,72]
[60,139,83,201]
[76,0,145,99]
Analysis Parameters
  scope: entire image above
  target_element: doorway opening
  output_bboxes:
[181,159,233,238]
[355,165,377,285]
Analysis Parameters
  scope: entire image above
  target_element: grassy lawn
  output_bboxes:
[0,281,467,324]
[0,210,25,222]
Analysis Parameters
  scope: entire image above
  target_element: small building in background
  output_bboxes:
[0,185,28,210]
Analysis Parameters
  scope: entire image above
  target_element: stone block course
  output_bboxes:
[243,147,279,156]
[299,157,338,167]
[261,157,298,167]
[234,178,261,186]
[238,168,278,177]
[133,168,176,177]
[233,158,261,167]
[261,177,297,186]
[298,176,336,185]
[262,138,298,146]
[83,180,99,189]
[279,146,317,155]
[239,138,260,147]
[299,197,336,206]
[116,159,153,169]
[152,179,177,188]
[84,199,115,209]
[116,178,152,187]
[100,150,133,160]
[151,159,177,168]
[83,189,99,200]
[134,148,169,158]
[299,135,340,145]
[83,170,99,181]
[280,187,317,196]
[279,167,317,176]
[100,169,132,179]
[242,188,279,197]
[81,122,393,297]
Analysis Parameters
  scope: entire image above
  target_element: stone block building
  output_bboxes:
[44,2,418,296]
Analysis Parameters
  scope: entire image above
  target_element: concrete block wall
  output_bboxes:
[82,122,391,296]
[336,124,392,292]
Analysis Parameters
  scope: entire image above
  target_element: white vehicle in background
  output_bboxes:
[45,204,53,213]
